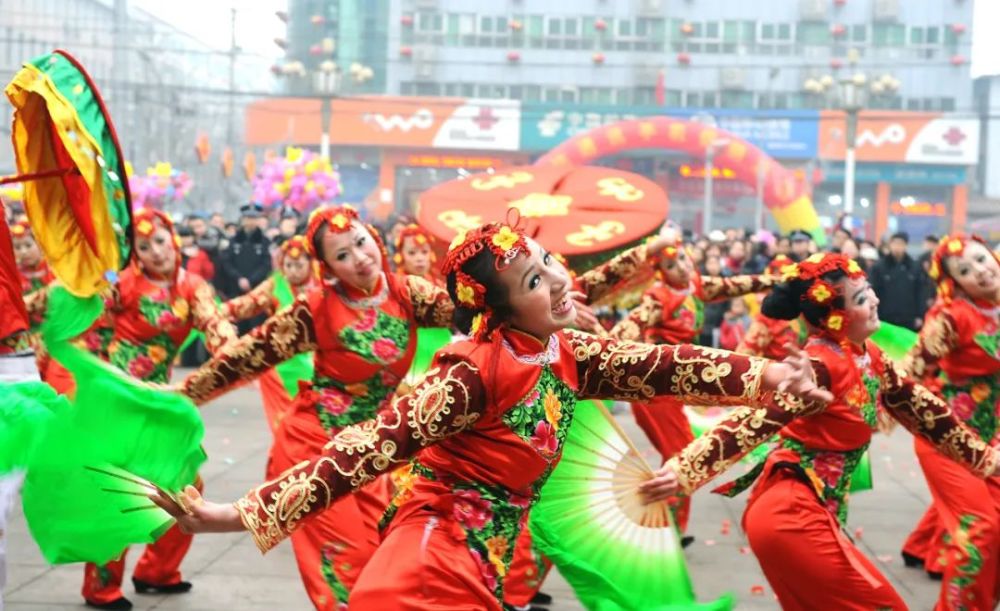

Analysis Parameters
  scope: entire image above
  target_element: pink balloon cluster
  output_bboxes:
[128,162,193,210]
[250,148,341,214]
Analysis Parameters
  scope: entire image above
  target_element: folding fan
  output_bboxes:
[531,400,733,611]
[404,327,452,385]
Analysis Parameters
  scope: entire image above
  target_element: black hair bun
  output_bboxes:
[762,281,804,321]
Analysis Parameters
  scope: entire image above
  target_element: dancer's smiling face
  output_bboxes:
[135,223,177,278]
[841,275,881,344]
[399,236,432,277]
[945,242,1000,303]
[658,248,694,288]
[320,221,382,293]
[497,238,577,340]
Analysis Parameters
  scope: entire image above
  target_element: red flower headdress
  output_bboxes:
[766,254,796,277]
[9,220,31,239]
[782,253,865,339]
[441,221,529,342]
[929,234,1000,304]
[393,223,436,266]
[303,204,391,281]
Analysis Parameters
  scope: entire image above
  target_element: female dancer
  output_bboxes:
[154,219,829,610]
[609,239,775,532]
[392,223,439,285]
[897,235,1000,608]
[177,206,677,610]
[26,208,237,610]
[642,252,1000,610]
[223,235,318,438]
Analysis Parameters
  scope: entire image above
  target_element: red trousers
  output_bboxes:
[503,524,552,607]
[903,502,947,574]
[631,396,692,532]
[350,509,500,610]
[81,523,194,604]
[744,471,907,610]
[916,437,1000,610]
[259,369,292,437]
[270,406,390,610]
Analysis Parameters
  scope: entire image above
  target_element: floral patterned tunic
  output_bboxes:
[665,339,999,515]
[610,273,774,345]
[903,297,1000,444]
[233,329,776,604]
[18,261,55,331]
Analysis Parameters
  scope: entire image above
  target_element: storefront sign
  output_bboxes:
[520,104,820,159]
[818,112,979,165]
[820,162,967,185]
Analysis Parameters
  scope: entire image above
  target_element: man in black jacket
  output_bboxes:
[870,232,928,331]
[218,203,272,333]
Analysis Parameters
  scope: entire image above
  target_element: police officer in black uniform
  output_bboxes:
[218,203,272,333]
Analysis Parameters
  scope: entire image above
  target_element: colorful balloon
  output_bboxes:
[127,162,192,211]
[250,148,341,213]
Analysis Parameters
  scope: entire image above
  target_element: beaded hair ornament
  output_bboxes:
[304,204,391,281]
[441,221,529,342]
[393,223,436,266]
[780,252,865,338]
[928,234,1000,304]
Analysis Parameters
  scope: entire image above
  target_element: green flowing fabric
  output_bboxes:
[9,286,207,564]
[0,382,64,474]
[871,322,920,361]
[406,327,452,383]
[271,273,314,397]
[531,400,733,611]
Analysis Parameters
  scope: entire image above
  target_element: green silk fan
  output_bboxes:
[531,400,733,611]
[405,327,452,385]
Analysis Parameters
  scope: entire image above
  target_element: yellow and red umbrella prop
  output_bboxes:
[3,49,133,297]
[416,165,669,256]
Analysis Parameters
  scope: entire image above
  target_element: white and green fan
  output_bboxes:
[530,400,733,611]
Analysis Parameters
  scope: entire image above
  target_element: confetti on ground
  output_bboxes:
[740,546,752,555]
[854,527,864,539]
[704,539,717,546]
[222,437,230,445]
[231,408,240,415]
[224,457,235,465]
[750,585,765,596]
[877,554,893,563]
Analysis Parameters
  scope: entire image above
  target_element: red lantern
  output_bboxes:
[592,53,605,65]
[834,0,847,5]
[681,22,694,35]
[221,147,234,178]
[951,23,967,35]
[594,18,608,31]
[310,14,325,25]
[830,58,844,70]
[507,51,521,62]
[677,52,691,65]
[951,54,967,66]
[831,24,846,37]
[195,133,211,164]
[400,15,414,26]
[400,46,413,57]
[509,20,523,31]
[309,44,322,55]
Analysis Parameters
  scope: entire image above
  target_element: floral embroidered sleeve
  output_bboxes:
[567,330,772,406]
[22,285,48,321]
[234,357,485,553]
[607,292,662,342]
[179,295,317,405]
[878,352,998,477]
[701,274,775,302]
[901,308,957,387]
[190,281,238,354]
[735,318,771,357]
[405,274,454,328]
[223,278,277,322]
[575,244,650,304]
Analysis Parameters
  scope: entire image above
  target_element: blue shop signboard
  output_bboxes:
[520,103,820,159]
[821,163,967,186]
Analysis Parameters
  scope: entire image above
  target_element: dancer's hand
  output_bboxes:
[569,291,602,334]
[639,464,679,504]
[647,221,681,254]
[149,485,245,535]
[765,344,834,404]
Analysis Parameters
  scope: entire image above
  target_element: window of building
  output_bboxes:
[909,26,924,45]
[415,82,440,95]
[417,12,443,32]
[873,23,905,47]
[400,81,415,95]
[443,82,460,96]
[926,26,940,44]
[543,87,561,102]
[526,15,544,48]
[523,85,541,101]
[461,83,475,96]
[941,97,956,111]
[509,85,523,99]
[723,20,755,43]
[721,91,753,108]
[797,22,831,45]
[851,24,867,43]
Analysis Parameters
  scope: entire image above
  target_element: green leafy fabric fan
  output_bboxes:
[531,400,733,611]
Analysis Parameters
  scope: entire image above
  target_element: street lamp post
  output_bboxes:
[839,74,866,226]
[315,61,340,160]
[703,138,730,236]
